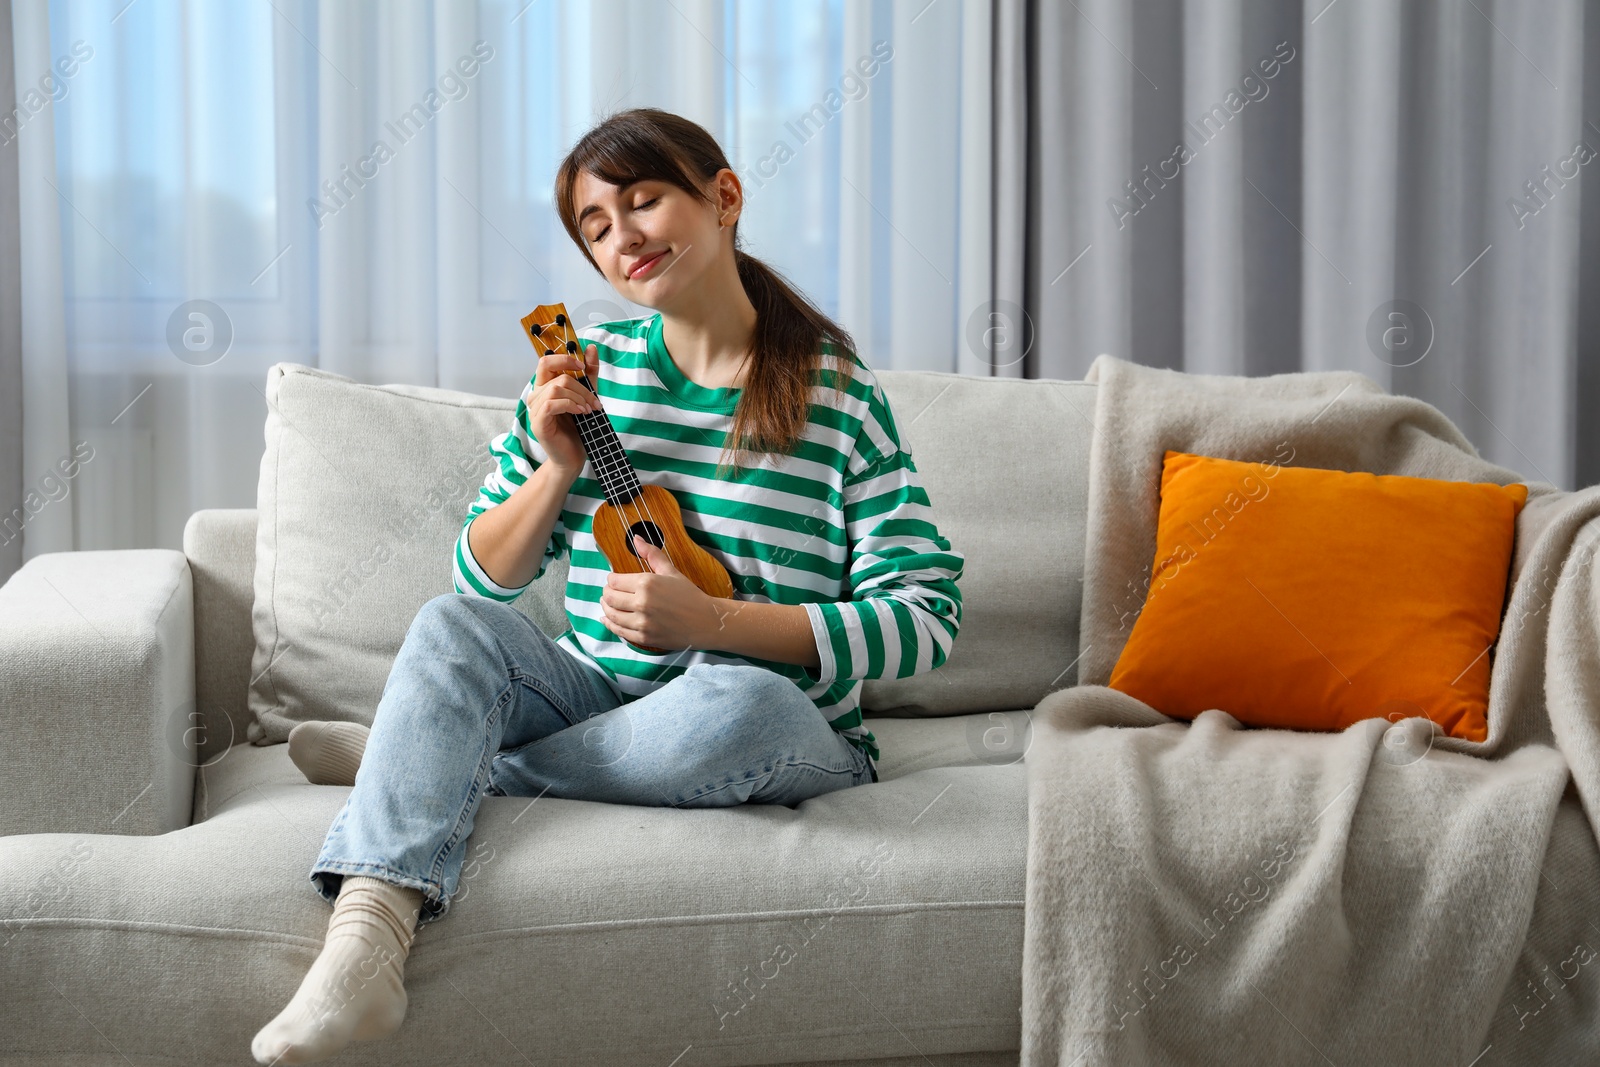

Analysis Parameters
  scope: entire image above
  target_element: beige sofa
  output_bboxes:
[0,366,1095,1066]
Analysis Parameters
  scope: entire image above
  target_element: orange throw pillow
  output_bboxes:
[1106,451,1528,742]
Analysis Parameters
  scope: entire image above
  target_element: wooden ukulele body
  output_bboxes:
[521,302,736,655]
[592,483,734,653]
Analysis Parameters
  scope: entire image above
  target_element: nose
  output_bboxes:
[612,216,646,259]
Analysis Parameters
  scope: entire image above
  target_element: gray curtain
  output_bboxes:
[995,0,1599,491]
[0,0,20,588]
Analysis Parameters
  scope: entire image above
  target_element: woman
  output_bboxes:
[252,106,964,1065]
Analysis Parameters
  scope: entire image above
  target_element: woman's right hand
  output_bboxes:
[530,342,603,477]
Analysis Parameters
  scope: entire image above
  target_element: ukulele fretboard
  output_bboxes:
[571,403,645,508]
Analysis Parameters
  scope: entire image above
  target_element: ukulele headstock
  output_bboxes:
[520,303,585,381]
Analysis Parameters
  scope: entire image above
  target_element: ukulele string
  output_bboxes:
[556,318,676,577]
[599,386,675,575]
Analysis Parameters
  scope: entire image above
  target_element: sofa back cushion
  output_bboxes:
[244,363,1093,746]
[855,371,1093,715]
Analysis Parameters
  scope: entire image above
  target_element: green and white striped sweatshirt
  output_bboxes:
[452,311,965,771]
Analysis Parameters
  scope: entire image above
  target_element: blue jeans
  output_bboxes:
[309,593,875,926]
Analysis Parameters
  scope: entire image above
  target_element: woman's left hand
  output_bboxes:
[600,536,722,651]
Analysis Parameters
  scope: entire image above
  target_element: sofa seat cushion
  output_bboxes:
[194,709,1034,823]
[1,712,1028,1066]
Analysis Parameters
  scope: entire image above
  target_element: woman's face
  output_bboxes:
[573,169,737,307]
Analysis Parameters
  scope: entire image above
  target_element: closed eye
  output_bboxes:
[593,197,658,243]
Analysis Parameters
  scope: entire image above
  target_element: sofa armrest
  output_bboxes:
[182,508,258,771]
[0,550,195,837]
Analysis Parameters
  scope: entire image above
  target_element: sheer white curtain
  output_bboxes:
[11,0,989,562]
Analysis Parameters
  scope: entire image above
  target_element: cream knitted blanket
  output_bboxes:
[1021,355,1600,1064]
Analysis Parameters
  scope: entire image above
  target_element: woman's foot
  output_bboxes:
[251,875,426,1064]
[288,721,370,787]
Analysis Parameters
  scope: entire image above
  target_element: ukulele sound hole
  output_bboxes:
[626,521,665,560]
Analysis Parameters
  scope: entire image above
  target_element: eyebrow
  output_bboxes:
[578,180,644,225]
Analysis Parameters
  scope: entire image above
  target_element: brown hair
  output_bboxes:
[554,107,856,481]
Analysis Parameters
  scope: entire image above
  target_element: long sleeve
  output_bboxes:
[801,385,964,687]
[452,378,570,601]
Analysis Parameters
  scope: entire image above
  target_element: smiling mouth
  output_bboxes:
[630,250,668,279]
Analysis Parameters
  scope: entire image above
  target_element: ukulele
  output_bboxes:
[521,302,735,654]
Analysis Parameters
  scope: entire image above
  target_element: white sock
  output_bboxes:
[251,875,425,1064]
[288,721,370,787]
